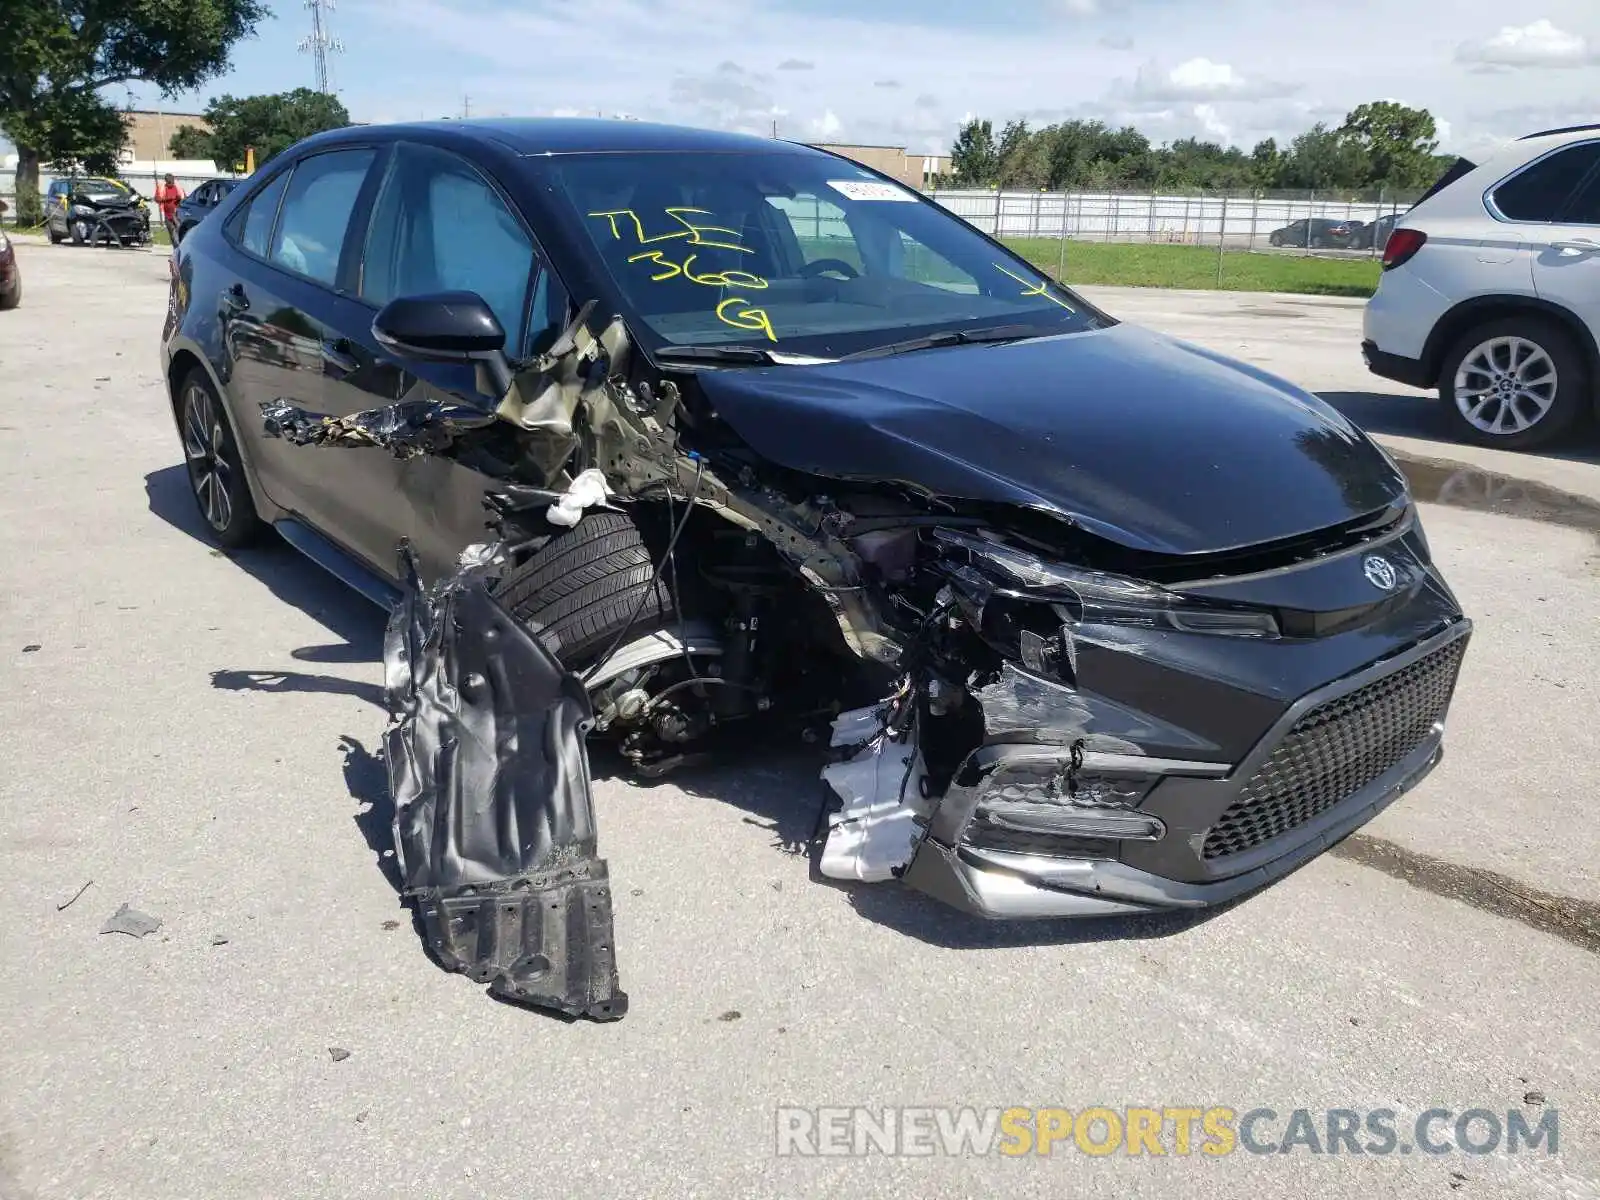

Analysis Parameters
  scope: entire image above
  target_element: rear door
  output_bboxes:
[1525,142,1600,342]
[330,140,570,581]
[215,146,381,542]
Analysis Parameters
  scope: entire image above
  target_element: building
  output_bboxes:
[806,143,952,189]
[121,110,210,162]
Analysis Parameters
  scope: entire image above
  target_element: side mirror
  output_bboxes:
[372,291,513,398]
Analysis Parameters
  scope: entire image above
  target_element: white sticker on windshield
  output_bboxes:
[827,180,917,202]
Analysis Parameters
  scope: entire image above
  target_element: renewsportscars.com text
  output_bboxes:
[774,1105,1559,1158]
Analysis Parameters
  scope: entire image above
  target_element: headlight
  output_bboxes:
[70,204,95,216]
[931,528,1279,639]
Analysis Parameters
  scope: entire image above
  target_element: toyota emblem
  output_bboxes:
[1362,555,1398,592]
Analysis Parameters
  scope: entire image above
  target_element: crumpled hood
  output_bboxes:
[694,323,1407,556]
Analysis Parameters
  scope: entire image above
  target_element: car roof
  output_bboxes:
[314,116,821,158]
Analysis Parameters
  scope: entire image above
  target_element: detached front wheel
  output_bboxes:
[1439,317,1590,450]
[491,509,726,765]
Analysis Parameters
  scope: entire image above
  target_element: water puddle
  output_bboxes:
[1392,451,1600,539]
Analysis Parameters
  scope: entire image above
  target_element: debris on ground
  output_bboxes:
[22,644,40,653]
[210,934,230,946]
[99,903,161,938]
[56,880,93,911]
[328,1047,351,1062]
[384,543,627,1022]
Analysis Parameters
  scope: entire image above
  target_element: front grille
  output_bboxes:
[1202,635,1467,861]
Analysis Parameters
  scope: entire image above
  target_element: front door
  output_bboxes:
[328,140,570,583]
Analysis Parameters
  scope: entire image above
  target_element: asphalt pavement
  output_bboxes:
[1,240,1596,1199]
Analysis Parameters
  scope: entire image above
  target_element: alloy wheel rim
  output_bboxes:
[182,386,234,532]
[1453,336,1557,436]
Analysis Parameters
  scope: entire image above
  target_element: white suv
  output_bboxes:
[1363,125,1600,451]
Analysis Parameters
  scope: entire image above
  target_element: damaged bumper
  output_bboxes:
[825,618,1471,921]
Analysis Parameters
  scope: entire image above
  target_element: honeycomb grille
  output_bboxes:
[1202,636,1466,861]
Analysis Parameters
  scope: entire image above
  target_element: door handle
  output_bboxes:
[320,338,360,375]
[1551,238,1600,255]
[220,283,249,314]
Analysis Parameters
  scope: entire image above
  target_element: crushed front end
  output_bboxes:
[821,508,1471,918]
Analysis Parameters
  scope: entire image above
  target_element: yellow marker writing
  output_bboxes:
[587,207,754,253]
[993,262,1073,310]
[715,296,777,342]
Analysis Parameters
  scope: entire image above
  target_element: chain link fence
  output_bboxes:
[928,186,1427,256]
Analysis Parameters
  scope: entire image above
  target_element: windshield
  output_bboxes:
[73,178,134,200]
[546,151,1102,357]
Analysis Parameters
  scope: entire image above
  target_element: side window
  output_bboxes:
[266,148,375,286]
[360,142,538,352]
[1559,170,1600,226]
[527,267,571,357]
[228,170,291,259]
[1492,144,1600,222]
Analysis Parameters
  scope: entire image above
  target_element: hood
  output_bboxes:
[694,324,1407,557]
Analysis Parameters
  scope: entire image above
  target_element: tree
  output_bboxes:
[949,118,998,187]
[1250,138,1282,188]
[0,0,265,224]
[1275,124,1370,192]
[1338,101,1438,190]
[178,89,352,170]
[996,120,1048,187]
[167,124,213,160]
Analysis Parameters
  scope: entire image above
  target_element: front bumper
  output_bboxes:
[896,616,1471,920]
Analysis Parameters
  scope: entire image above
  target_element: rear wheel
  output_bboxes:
[177,369,266,547]
[0,279,18,310]
[1439,317,1591,450]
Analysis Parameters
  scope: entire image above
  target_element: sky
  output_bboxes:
[9,0,1600,161]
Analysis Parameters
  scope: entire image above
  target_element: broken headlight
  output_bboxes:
[963,754,1166,857]
[932,529,1278,639]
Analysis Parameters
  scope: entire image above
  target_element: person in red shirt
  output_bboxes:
[155,174,185,245]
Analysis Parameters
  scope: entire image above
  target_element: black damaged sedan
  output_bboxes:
[162,119,1468,1014]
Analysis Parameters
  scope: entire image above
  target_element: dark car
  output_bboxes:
[162,119,1469,1015]
[0,218,20,309]
[44,175,152,246]
[173,177,242,244]
[1267,217,1361,248]
[1348,213,1401,251]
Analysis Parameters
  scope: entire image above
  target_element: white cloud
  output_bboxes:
[810,109,843,138]
[1193,103,1231,141]
[1456,19,1597,68]
[1124,57,1300,105]
[294,0,1600,159]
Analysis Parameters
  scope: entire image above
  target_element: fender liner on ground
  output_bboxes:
[384,540,627,1021]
